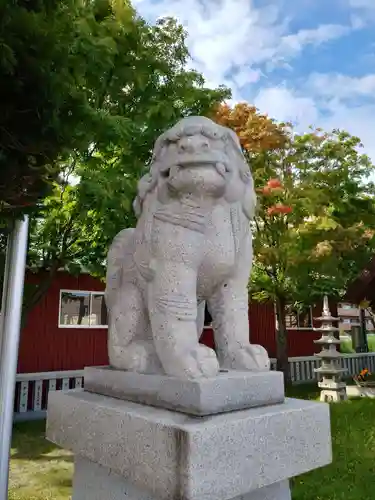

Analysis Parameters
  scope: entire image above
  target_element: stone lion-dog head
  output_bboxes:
[133,116,256,223]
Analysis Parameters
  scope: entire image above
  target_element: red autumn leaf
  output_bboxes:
[267,204,292,216]
[267,178,283,189]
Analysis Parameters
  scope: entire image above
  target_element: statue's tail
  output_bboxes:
[105,228,135,310]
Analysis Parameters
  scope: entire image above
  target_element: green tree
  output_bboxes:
[214,105,375,379]
[250,129,375,380]
[23,11,229,319]
[0,0,136,225]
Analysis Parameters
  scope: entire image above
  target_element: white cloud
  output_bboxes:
[347,0,375,26]
[132,0,375,162]
[133,0,353,93]
[254,87,319,129]
[232,67,263,88]
[280,24,350,56]
[349,0,375,8]
[253,76,375,162]
[306,73,375,100]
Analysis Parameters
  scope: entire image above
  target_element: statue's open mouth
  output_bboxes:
[160,153,230,178]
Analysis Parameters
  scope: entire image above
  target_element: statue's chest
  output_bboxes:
[197,207,236,294]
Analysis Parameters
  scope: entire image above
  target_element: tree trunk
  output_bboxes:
[366,307,375,330]
[275,295,291,385]
[359,307,369,353]
[21,262,60,329]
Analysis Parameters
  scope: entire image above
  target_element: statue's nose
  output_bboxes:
[177,135,209,154]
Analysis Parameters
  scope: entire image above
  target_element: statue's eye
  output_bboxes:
[161,168,170,178]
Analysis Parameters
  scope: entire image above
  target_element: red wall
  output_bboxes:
[251,300,338,357]
[18,271,108,373]
[18,271,334,373]
[200,301,328,359]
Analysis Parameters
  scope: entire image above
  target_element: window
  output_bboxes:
[59,290,108,328]
[338,302,355,310]
[285,305,313,329]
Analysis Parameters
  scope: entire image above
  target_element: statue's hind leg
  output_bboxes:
[108,283,164,374]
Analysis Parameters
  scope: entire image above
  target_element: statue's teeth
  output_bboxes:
[216,162,226,176]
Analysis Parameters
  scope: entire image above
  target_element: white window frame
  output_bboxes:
[58,289,108,329]
[284,305,314,331]
[338,302,355,310]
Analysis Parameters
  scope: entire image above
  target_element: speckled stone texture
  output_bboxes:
[83,366,285,415]
[104,116,270,380]
[46,390,331,500]
[72,457,291,500]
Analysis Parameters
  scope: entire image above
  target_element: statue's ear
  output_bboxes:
[242,179,257,220]
[234,164,256,220]
[133,172,158,218]
[224,155,257,219]
[133,196,142,218]
[224,172,245,204]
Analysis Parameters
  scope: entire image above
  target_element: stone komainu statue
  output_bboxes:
[105,116,270,379]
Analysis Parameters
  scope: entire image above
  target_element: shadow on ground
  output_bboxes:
[11,420,72,462]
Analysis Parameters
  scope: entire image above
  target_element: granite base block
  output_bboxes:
[346,385,375,398]
[46,390,332,500]
[83,366,285,415]
[72,457,292,500]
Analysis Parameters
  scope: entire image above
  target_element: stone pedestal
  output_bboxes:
[83,366,285,415]
[46,369,332,500]
[72,458,292,500]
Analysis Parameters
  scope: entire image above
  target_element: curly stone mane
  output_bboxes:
[132,117,256,221]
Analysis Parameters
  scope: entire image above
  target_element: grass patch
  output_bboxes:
[8,385,375,500]
[340,335,375,353]
[291,390,375,500]
[9,420,73,500]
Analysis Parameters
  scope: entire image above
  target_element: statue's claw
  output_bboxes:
[221,344,270,372]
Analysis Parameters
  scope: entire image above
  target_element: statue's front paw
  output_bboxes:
[161,344,220,379]
[109,341,164,374]
[223,344,270,372]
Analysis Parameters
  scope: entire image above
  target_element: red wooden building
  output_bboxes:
[18,270,330,374]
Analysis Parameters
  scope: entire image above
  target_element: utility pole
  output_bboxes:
[0,216,29,500]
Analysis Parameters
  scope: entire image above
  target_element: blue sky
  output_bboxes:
[133,0,375,160]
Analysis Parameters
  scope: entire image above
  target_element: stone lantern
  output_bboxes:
[314,295,347,402]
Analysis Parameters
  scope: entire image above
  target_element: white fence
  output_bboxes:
[14,370,84,422]
[13,352,375,421]
[275,352,375,384]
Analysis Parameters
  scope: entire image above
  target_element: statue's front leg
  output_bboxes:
[208,231,270,372]
[208,283,270,371]
[148,260,219,379]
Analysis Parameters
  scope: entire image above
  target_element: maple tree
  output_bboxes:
[212,102,287,153]
[215,105,375,380]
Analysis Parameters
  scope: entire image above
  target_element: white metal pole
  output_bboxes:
[0,216,29,500]
[0,229,12,355]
